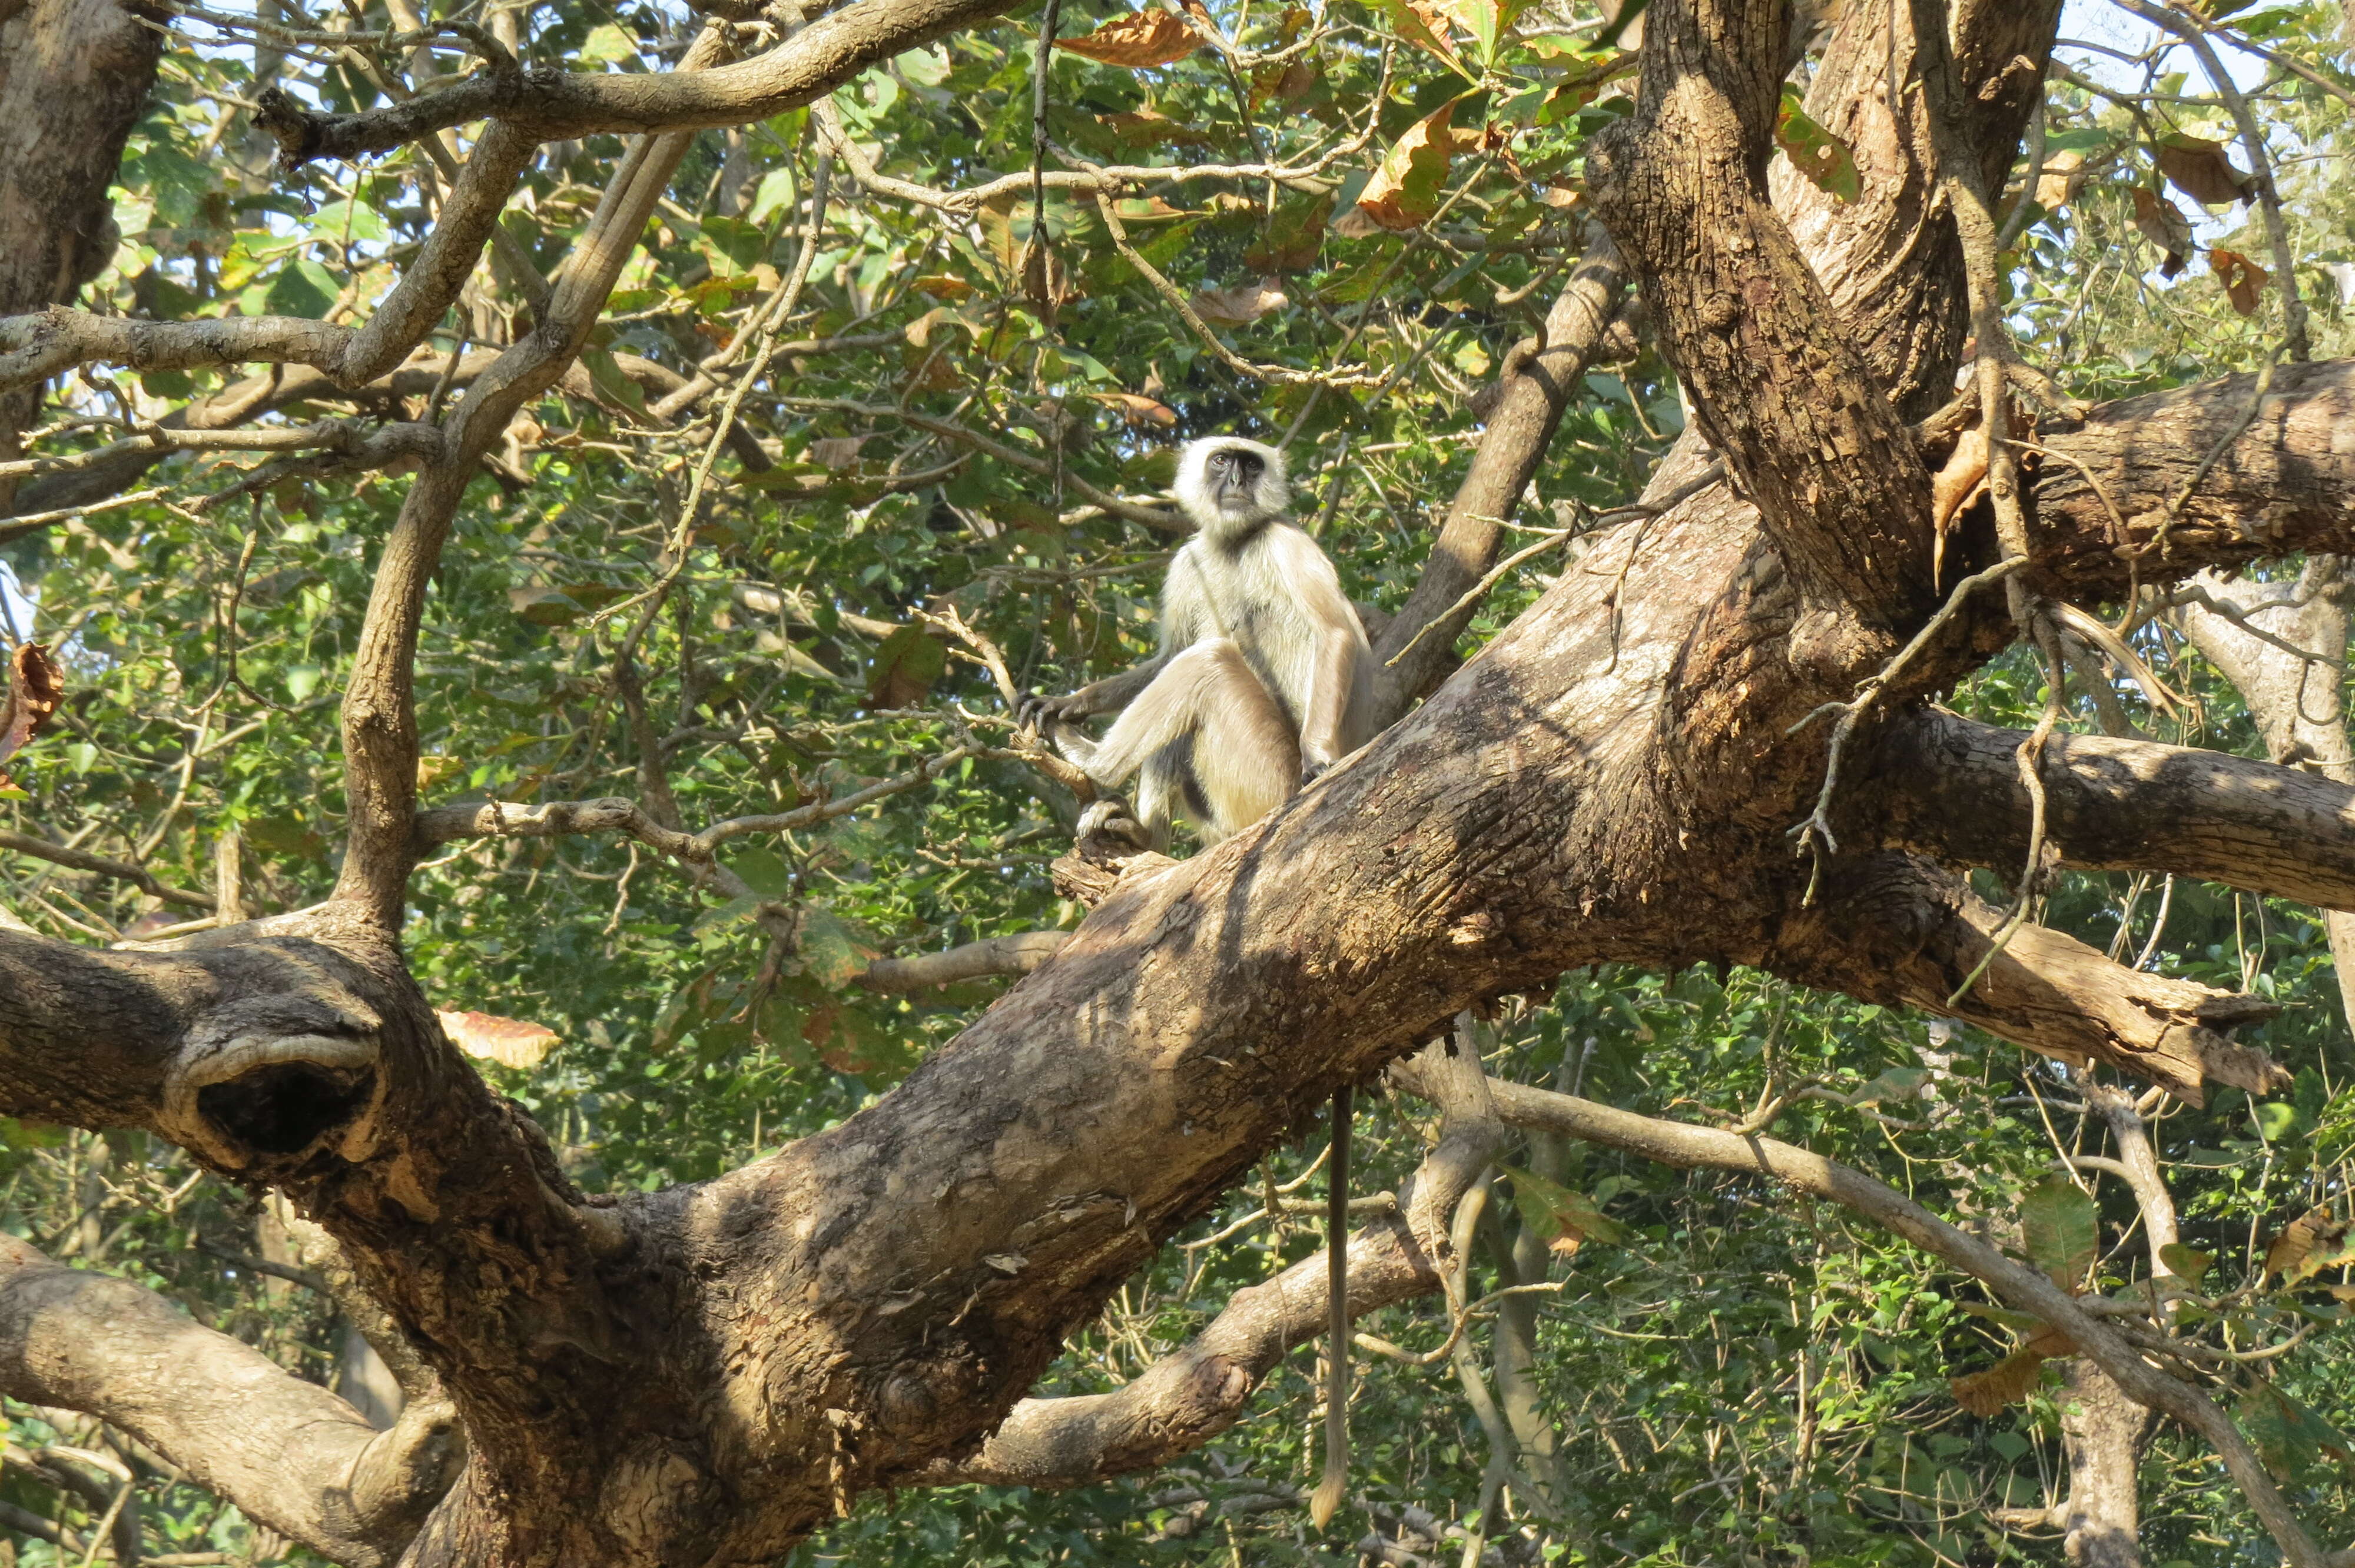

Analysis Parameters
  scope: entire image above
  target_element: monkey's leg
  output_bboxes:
[1309,1084,1353,1530]
[1055,639,1297,843]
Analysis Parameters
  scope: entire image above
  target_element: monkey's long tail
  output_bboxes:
[1308,1084,1352,1530]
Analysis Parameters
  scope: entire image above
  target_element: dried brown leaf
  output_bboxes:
[1092,391,1179,427]
[2130,186,2195,278]
[1053,8,1199,67]
[2157,133,2254,208]
[810,436,869,470]
[1355,101,1467,232]
[2210,247,2270,317]
[1190,277,1289,327]
[0,643,62,792]
[437,1009,561,1069]
[1951,1347,2049,1417]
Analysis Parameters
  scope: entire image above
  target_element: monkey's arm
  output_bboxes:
[1270,529,1371,778]
[1017,653,1170,729]
[1020,548,1205,729]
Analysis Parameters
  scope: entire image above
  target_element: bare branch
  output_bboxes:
[0,1232,460,1568]
[0,830,214,911]
[1876,707,2355,913]
[1368,230,1628,721]
[0,123,536,394]
[855,932,1070,991]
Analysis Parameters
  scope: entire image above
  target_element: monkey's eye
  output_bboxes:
[1208,453,1232,472]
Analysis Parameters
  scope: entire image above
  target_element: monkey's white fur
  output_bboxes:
[1034,436,1375,846]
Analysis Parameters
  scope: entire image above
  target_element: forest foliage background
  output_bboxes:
[3,0,2355,1562]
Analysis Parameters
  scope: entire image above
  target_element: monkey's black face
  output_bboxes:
[1205,446,1265,513]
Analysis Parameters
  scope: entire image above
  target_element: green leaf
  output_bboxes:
[728,847,794,899]
[580,23,640,65]
[263,258,341,318]
[2240,1383,2355,1480]
[2020,1177,2099,1291]
[867,624,947,706]
[1500,1162,1629,1251]
[1852,1065,1929,1107]
[1775,87,1861,202]
[799,906,877,989]
[2158,1243,2214,1285]
[579,349,646,414]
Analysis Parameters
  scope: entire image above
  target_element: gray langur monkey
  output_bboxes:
[1019,434,1374,1530]
[1019,436,1375,848]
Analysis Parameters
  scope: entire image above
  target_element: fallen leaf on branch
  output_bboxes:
[1929,423,1988,586]
[2155,132,2253,208]
[1053,8,1199,67]
[911,274,974,300]
[1355,101,1467,231]
[0,642,61,792]
[437,1010,561,1069]
[2130,186,2194,278]
[2210,247,2270,317]
[1190,277,1289,326]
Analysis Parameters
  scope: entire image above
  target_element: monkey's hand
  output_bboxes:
[1017,691,1090,733]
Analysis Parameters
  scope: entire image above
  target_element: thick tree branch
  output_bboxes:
[936,1034,1503,1487]
[2025,360,2355,599]
[1586,0,1936,621]
[251,0,1026,165]
[1774,853,2283,1104]
[1875,706,2355,912]
[0,1233,460,1568]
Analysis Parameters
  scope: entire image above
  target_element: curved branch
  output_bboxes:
[251,0,1026,165]
[1875,707,2355,912]
[0,1233,460,1568]
[1368,230,1627,722]
[0,124,536,395]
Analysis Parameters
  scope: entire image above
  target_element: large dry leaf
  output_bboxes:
[1190,277,1289,326]
[1929,423,1988,586]
[2210,247,2270,317]
[2130,186,2194,278]
[1054,7,1199,67]
[0,643,62,792]
[437,1009,561,1069]
[1355,101,1467,231]
[2035,148,2087,210]
[2266,1207,2355,1283]
[1951,1348,2048,1417]
[2157,133,2253,208]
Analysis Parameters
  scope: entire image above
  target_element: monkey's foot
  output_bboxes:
[1074,796,1152,855]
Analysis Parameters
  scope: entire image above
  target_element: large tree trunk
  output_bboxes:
[0,0,160,498]
[5,1,2355,1563]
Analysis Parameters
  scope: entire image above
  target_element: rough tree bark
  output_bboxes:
[0,0,164,504]
[4,0,2355,1564]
